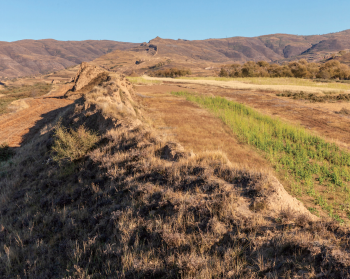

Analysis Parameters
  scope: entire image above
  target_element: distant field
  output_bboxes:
[144,76,350,93]
[126,77,161,84]
[177,76,350,91]
[0,83,52,114]
[173,91,350,223]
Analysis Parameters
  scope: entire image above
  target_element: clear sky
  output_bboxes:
[1,0,350,42]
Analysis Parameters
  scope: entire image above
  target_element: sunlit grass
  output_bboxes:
[176,76,350,91]
[172,91,350,223]
[126,77,161,85]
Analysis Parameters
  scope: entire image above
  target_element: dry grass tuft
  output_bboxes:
[51,122,99,163]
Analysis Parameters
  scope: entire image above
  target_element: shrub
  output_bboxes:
[0,143,15,162]
[151,67,191,77]
[219,59,350,80]
[51,123,99,163]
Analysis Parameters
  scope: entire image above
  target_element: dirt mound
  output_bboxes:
[66,62,138,117]
[1,68,350,278]
[72,62,106,92]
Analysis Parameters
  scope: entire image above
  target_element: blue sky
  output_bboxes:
[1,0,350,42]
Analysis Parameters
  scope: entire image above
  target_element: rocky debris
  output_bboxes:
[64,63,109,99]
[72,62,106,92]
[51,79,59,84]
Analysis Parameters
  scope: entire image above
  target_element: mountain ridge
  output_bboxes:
[2,29,350,78]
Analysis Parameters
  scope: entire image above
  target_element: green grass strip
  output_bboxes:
[172,91,350,222]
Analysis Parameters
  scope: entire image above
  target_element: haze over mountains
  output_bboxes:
[1,29,350,78]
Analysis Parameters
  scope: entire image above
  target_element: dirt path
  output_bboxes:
[0,84,74,147]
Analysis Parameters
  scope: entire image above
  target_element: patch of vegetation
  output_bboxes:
[51,122,99,163]
[148,60,172,70]
[0,83,52,114]
[172,91,350,222]
[219,59,350,80]
[0,143,15,162]
[277,91,350,102]
[150,67,191,78]
[126,77,161,84]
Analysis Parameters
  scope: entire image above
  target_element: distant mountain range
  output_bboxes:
[1,29,350,78]
[0,40,138,78]
[148,29,350,63]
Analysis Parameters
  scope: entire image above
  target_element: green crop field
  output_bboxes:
[172,91,350,222]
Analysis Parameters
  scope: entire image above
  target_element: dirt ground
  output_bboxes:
[135,82,350,217]
[136,84,273,173]
[143,81,350,150]
[0,84,74,147]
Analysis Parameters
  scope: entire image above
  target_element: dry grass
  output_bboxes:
[135,86,271,173]
[51,122,99,163]
[144,76,350,94]
[178,76,350,90]
[1,72,350,278]
[127,77,161,85]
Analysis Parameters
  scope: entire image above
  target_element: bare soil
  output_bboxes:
[134,82,350,219]
[142,80,350,150]
[136,84,272,172]
[0,84,73,147]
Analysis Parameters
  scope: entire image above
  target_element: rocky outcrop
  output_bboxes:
[66,62,139,119]
[72,62,107,92]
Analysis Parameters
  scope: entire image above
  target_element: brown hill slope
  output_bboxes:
[3,29,350,79]
[148,29,350,63]
[0,39,137,78]
[3,64,350,278]
[87,30,350,77]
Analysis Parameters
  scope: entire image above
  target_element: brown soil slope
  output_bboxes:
[148,29,350,63]
[2,64,350,278]
[0,84,74,147]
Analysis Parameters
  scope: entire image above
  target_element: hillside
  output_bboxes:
[148,30,350,64]
[1,63,350,277]
[2,30,350,79]
[0,39,137,78]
